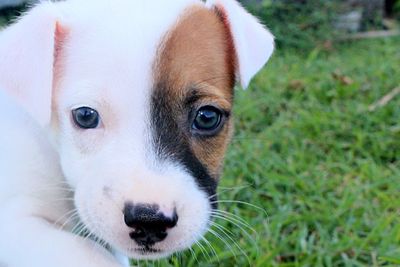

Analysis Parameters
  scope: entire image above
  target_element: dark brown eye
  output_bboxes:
[192,106,222,132]
[72,107,100,129]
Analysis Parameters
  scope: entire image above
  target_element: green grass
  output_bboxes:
[1,10,398,266]
[134,37,400,266]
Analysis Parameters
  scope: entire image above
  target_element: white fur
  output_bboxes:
[0,2,59,126]
[0,89,122,267]
[0,0,274,266]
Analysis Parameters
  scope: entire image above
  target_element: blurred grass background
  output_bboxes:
[1,0,399,266]
[133,35,399,267]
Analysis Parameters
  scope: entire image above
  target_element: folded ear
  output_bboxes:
[206,0,274,88]
[0,2,65,126]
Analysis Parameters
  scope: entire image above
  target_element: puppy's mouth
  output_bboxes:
[76,221,166,257]
[74,213,174,259]
[134,246,162,254]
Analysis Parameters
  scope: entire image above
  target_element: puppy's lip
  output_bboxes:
[134,247,162,254]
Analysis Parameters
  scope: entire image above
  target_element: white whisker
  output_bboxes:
[207,227,237,261]
[200,235,219,263]
[210,221,251,265]
[210,200,267,215]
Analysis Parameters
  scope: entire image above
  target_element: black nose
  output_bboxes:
[123,203,178,247]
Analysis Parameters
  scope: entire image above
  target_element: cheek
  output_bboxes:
[56,116,107,186]
[191,119,234,177]
[58,147,88,188]
[71,130,105,154]
[62,114,106,153]
[57,133,103,188]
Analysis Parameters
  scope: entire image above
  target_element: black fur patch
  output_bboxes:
[150,81,218,208]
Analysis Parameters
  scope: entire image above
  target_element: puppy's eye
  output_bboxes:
[192,106,223,133]
[72,107,100,129]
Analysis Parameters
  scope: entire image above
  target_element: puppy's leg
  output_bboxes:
[0,197,124,267]
[0,91,125,267]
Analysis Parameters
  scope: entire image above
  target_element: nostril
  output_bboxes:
[155,231,168,240]
[167,211,178,228]
[123,203,178,245]
[129,227,146,239]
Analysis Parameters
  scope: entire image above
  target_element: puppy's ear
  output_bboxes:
[0,3,65,126]
[206,0,274,88]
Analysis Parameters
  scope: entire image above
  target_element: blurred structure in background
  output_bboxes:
[0,0,35,9]
[0,0,37,26]
[241,0,400,49]
[0,0,399,49]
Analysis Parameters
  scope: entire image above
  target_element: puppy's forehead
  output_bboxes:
[61,0,199,86]
[61,0,234,101]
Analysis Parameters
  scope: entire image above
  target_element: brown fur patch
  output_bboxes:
[155,4,236,96]
[153,4,237,178]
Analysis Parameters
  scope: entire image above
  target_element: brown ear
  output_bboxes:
[0,2,66,126]
[206,0,274,88]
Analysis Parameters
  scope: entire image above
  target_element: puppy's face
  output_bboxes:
[54,5,235,258]
[0,0,273,260]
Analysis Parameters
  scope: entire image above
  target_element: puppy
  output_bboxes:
[0,0,274,266]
